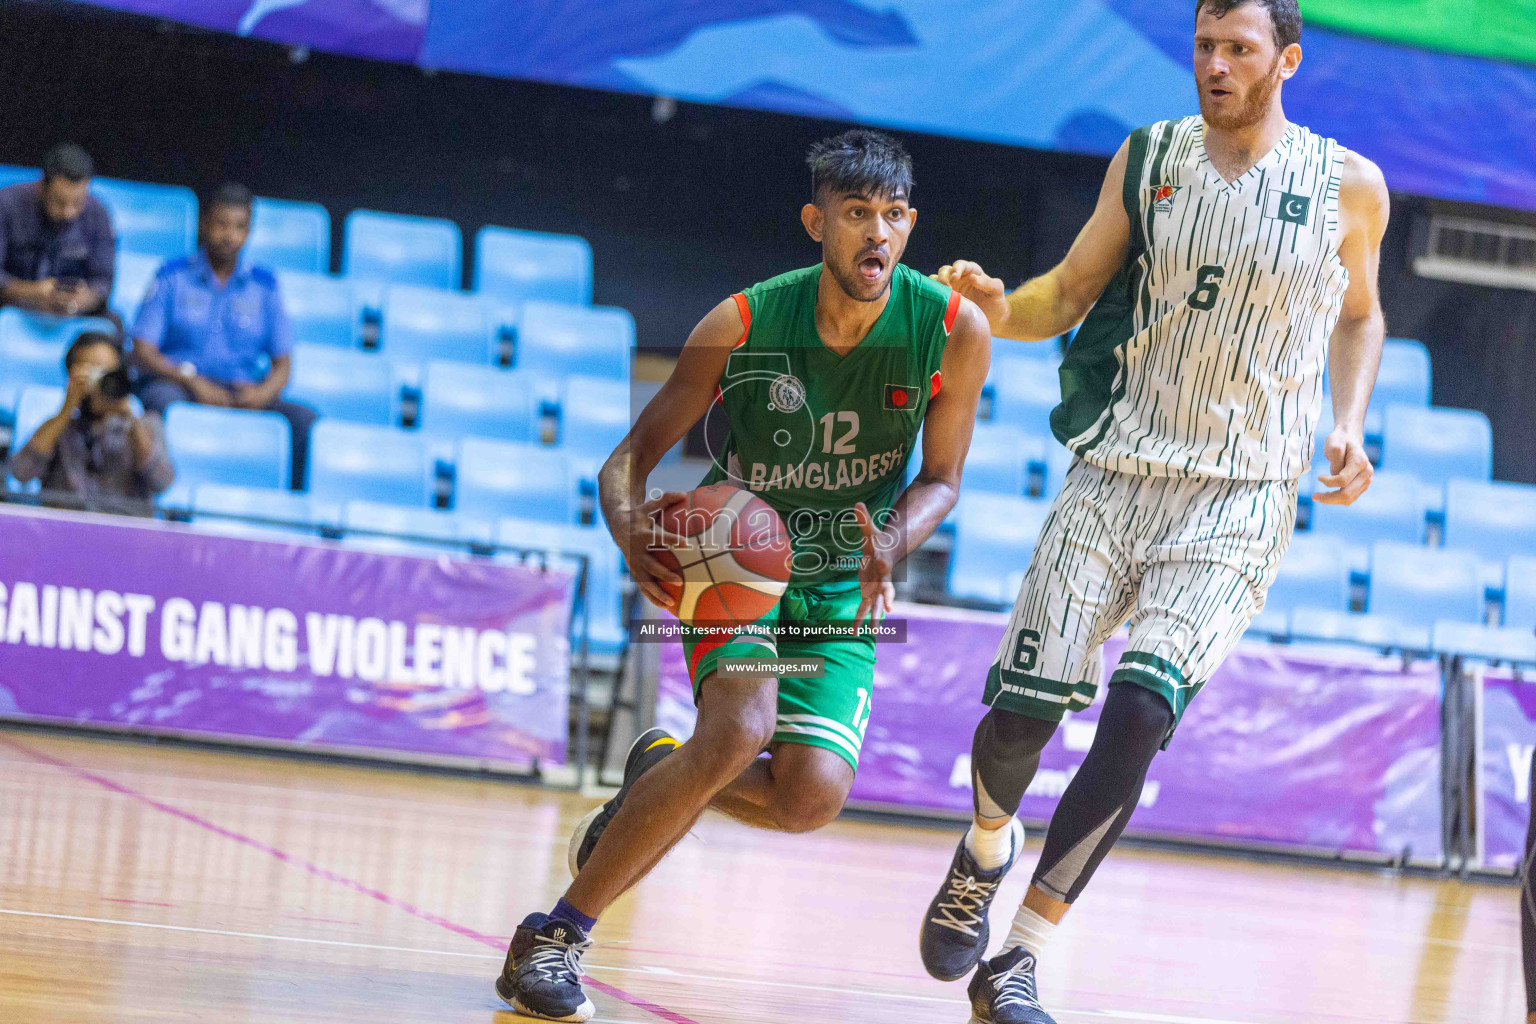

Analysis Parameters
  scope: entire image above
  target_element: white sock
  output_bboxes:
[1003,904,1057,958]
[964,817,1020,871]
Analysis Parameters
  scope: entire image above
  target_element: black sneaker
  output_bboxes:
[495,913,595,1022]
[967,946,1057,1024]
[919,819,1024,981]
[568,727,680,877]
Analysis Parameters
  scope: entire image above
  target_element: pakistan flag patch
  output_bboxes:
[1264,189,1312,226]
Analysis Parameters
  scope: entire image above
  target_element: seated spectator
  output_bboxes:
[130,183,315,487]
[0,143,115,317]
[10,332,173,500]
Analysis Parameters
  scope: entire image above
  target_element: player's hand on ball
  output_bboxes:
[611,491,689,611]
[932,260,1008,328]
[852,502,897,631]
[1313,426,1374,506]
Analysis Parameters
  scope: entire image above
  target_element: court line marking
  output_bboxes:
[0,906,1272,1023]
[0,736,701,1024]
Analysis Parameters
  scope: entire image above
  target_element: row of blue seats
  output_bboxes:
[0,305,632,429]
[0,163,592,303]
[949,491,1536,628]
[107,263,623,371]
[182,487,625,654]
[9,384,628,506]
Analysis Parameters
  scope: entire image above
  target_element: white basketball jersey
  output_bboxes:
[1052,116,1349,481]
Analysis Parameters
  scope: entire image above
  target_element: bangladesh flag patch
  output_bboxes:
[884,383,920,412]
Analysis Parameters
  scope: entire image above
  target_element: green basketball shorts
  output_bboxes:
[679,581,876,771]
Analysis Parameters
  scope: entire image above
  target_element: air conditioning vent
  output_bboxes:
[1414,215,1536,291]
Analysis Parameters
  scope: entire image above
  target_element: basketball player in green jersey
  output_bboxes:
[496,129,992,1021]
[915,2,1390,1022]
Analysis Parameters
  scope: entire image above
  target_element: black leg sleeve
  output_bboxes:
[1030,682,1173,904]
[971,706,1059,820]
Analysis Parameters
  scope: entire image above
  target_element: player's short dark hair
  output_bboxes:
[42,143,94,183]
[1196,0,1302,50]
[806,129,913,205]
[205,182,253,214]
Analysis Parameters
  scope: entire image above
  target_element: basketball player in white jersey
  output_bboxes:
[916,2,1389,1021]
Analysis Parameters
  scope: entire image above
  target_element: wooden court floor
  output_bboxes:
[0,728,1523,1024]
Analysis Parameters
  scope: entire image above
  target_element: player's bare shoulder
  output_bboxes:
[1339,150,1390,241]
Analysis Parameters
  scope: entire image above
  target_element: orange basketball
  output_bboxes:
[650,484,792,627]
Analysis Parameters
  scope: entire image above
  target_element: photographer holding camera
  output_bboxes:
[10,332,174,501]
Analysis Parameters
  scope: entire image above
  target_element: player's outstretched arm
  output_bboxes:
[852,297,991,626]
[935,139,1131,341]
[1315,152,1390,507]
[598,297,742,609]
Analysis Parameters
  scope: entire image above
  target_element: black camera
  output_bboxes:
[95,367,132,401]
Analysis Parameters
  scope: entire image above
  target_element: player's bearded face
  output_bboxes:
[821,193,914,303]
[1199,50,1283,130]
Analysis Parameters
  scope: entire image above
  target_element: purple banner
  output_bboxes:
[1479,672,1536,872]
[658,603,1444,860]
[0,506,574,769]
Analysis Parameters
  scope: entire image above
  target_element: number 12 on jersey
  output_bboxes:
[819,411,859,454]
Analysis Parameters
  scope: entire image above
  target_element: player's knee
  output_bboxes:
[976,706,1058,764]
[1100,682,1175,758]
[772,777,848,833]
[691,709,776,781]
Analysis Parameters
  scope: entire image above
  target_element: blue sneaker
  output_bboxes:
[568,727,680,877]
[495,913,595,1022]
[919,819,1025,981]
[967,946,1058,1024]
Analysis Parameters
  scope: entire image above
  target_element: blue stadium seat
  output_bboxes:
[418,361,537,444]
[1289,607,1419,649]
[285,344,395,425]
[1369,541,1484,630]
[496,518,626,655]
[0,309,115,417]
[341,500,469,555]
[991,337,1063,366]
[0,165,39,190]
[1263,535,1351,619]
[961,423,1036,496]
[516,301,633,380]
[1373,339,1432,410]
[381,285,495,375]
[165,404,292,490]
[1380,405,1493,484]
[343,210,461,290]
[1443,479,1536,588]
[277,270,360,349]
[1307,470,1426,567]
[455,438,573,523]
[1506,556,1536,630]
[111,251,162,324]
[307,421,432,506]
[987,355,1059,435]
[474,226,593,306]
[1038,442,1075,500]
[248,198,331,274]
[1430,620,1536,663]
[948,493,1052,604]
[560,375,630,458]
[7,385,63,492]
[91,178,196,259]
[193,483,336,530]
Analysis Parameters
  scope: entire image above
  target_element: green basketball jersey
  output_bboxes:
[701,263,961,585]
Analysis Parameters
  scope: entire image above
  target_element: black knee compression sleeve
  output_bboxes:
[1524,750,1536,1012]
[971,706,1059,820]
[1031,682,1173,903]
